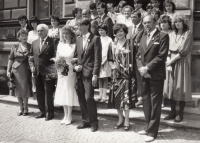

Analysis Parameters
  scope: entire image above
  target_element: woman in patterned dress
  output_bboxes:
[108,23,137,131]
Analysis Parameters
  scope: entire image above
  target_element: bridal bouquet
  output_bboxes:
[55,56,69,76]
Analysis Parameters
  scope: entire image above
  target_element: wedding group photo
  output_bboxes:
[0,0,200,143]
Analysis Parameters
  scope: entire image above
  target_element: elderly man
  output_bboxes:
[82,9,92,20]
[29,24,56,121]
[136,15,169,142]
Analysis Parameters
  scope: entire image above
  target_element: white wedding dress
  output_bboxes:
[54,42,79,106]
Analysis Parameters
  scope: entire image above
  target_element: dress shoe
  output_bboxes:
[124,125,130,131]
[114,122,124,129]
[35,113,46,119]
[174,115,183,122]
[45,116,54,121]
[144,135,155,142]
[164,113,176,120]
[17,111,23,116]
[23,112,28,116]
[91,125,98,132]
[138,130,147,135]
[77,123,90,129]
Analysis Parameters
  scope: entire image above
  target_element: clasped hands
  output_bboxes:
[138,66,151,78]
[74,65,98,87]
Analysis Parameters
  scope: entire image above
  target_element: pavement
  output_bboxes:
[0,95,200,131]
[0,103,200,143]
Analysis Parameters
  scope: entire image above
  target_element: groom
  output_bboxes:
[74,18,102,132]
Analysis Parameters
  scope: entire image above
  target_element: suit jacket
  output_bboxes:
[29,36,56,76]
[98,14,114,39]
[136,29,169,80]
[74,33,102,79]
[127,23,144,40]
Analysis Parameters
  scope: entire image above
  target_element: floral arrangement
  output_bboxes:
[55,56,69,76]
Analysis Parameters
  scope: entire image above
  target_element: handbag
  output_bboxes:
[7,72,15,96]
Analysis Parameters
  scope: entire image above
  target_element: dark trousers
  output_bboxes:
[136,67,142,98]
[77,76,98,126]
[141,78,164,138]
[35,74,55,117]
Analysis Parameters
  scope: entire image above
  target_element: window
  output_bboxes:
[194,0,200,40]
[35,0,63,19]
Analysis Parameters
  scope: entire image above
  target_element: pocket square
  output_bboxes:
[154,42,159,44]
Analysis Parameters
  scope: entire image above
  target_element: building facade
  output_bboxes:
[0,0,199,94]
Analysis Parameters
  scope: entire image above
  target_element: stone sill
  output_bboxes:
[0,41,18,51]
[175,10,191,16]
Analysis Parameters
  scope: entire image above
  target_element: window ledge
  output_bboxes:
[175,10,191,16]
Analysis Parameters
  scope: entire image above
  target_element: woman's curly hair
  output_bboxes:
[60,26,76,44]
[172,13,189,34]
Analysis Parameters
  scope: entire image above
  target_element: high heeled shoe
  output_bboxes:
[65,117,72,125]
[114,122,124,129]
[124,125,130,131]
[61,117,67,125]
[17,111,23,116]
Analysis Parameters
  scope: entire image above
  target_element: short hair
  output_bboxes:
[172,13,189,34]
[61,26,76,44]
[143,14,157,23]
[50,15,60,23]
[150,0,160,3]
[163,0,176,13]
[134,0,143,4]
[118,0,127,8]
[91,20,98,26]
[18,15,27,21]
[17,29,28,39]
[37,24,49,32]
[123,5,133,12]
[158,15,172,30]
[90,3,97,10]
[97,2,108,14]
[146,3,153,10]
[72,8,82,18]
[151,8,161,19]
[131,10,142,18]
[107,3,114,8]
[113,23,128,36]
[79,18,91,27]
[98,24,108,33]
[29,16,40,25]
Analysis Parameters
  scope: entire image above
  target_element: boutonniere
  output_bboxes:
[46,42,49,45]
[87,39,90,42]
[124,49,130,53]
[151,37,155,41]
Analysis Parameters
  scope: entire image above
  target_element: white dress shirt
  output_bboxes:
[82,32,90,50]
[146,28,157,46]
[40,36,48,51]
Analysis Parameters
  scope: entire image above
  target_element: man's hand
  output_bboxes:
[143,73,151,78]
[7,72,11,78]
[31,67,35,73]
[74,65,82,72]
[92,75,98,87]
[139,66,148,76]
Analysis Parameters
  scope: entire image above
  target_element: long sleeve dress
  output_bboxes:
[167,30,192,101]
[107,39,137,110]
[9,43,32,97]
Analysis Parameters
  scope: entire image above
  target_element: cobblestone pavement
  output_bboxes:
[0,103,200,143]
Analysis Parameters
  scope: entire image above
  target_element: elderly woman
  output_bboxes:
[108,23,136,131]
[27,16,40,44]
[7,29,32,116]
[54,26,79,125]
[164,13,192,122]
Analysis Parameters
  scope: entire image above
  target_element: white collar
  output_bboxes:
[149,28,157,36]
[40,36,48,42]
[83,32,90,39]
[21,24,27,29]
[133,22,141,29]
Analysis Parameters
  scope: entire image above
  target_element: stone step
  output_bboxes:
[94,89,200,108]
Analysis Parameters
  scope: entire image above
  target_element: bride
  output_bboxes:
[54,26,79,125]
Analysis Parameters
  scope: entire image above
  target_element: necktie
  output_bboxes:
[146,33,151,47]
[40,39,44,52]
[132,25,137,37]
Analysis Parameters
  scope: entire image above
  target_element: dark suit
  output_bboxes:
[129,23,144,98]
[29,37,56,117]
[136,29,169,138]
[74,33,102,126]
[98,14,114,39]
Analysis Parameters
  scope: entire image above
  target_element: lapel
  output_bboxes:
[99,14,107,25]
[81,33,94,57]
[35,39,40,55]
[79,36,84,57]
[40,36,50,55]
[131,23,143,39]
[144,29,160,54]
